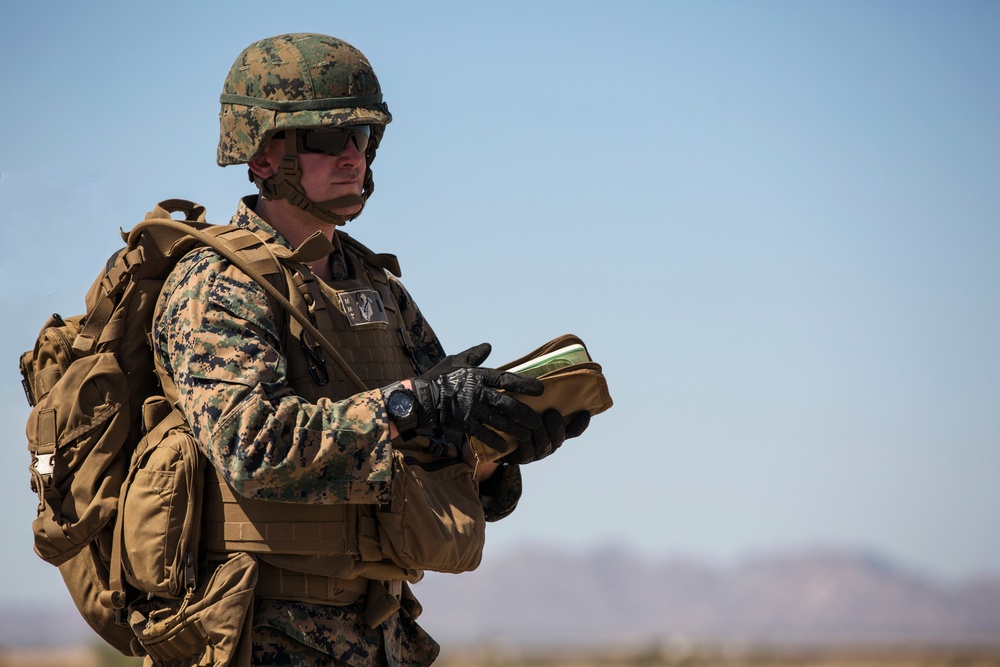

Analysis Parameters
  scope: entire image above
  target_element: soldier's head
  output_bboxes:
[217,33,391,225]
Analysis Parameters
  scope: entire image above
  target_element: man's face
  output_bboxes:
[295,133,367,217]
[252,129,368,218]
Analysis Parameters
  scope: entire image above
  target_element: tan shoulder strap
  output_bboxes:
[134,216,368,394]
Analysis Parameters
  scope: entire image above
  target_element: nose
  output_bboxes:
[337,135,365,167]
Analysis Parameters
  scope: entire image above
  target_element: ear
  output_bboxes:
[248,151,277,180]
[247,136,284,179]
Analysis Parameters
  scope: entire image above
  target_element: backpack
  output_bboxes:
[19,199,367,656]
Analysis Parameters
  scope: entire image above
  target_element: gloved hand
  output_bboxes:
[419,342,493,381]
[412,367,544,454]
[505,409,591,465]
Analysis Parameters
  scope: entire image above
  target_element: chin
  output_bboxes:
[332,205,364,218]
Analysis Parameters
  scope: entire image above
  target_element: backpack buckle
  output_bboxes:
[120,247,145,273]
[99,247,146,299]
[33,453,55,477]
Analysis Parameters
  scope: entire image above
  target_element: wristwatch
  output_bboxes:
[384,382,419,435]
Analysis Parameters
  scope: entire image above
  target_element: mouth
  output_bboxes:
[332,172,364,187]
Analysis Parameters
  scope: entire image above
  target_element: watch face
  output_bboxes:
[388,390,415,420]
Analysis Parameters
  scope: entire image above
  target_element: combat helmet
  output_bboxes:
[218,33,392,225]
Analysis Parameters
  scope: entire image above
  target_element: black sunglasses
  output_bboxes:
[296,125,372,156]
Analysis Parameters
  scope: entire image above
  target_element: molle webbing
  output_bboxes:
[254,561,406,628]
[282,235,418,402]
[200,471,381,559]
[254,558,368,604]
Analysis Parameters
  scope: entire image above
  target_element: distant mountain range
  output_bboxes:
[412,545,1000,648]
[3,546,998,649]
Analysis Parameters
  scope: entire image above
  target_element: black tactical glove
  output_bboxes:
[419,342,493,381]
[505,409,591,465]
[411,367,544,454]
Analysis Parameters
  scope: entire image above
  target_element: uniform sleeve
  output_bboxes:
[477,463,522,522]
[153,248,393,505]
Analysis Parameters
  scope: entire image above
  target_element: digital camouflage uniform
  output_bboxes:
[153,197,523,665]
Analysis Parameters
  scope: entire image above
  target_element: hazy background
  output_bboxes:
[1,0,998,612]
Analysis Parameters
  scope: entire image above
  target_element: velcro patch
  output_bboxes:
[338,289,388,327]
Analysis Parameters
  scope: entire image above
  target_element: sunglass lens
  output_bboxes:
[298,125,371,156]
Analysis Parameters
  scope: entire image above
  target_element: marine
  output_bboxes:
[148,33,591,665]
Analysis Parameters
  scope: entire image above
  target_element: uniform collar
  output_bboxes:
[232,195,351,281]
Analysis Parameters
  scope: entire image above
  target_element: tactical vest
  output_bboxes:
[188,229,484,608]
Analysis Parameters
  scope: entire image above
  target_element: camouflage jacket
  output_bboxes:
[152,196,522,665]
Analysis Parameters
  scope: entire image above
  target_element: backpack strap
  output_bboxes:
[82,198,368,394]
[131,217,369,394]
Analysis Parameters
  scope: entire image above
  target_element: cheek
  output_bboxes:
[297,153,325,169]
[296,153,327,175]
[296,154,330,192]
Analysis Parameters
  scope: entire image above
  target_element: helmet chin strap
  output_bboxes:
[251,129,366,226]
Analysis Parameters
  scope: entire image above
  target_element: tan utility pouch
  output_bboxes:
[117,399,204,599]
[472,333,614,462]
[26,349,131,566]
[376,450,485,573]
[128,551,257,667]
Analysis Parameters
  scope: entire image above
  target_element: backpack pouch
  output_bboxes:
[128,551,257,667]
[27,351,131,566]
[120,406,204,599]
[375,451,485,574]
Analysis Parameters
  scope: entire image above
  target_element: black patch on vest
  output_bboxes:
[338,289,388,327]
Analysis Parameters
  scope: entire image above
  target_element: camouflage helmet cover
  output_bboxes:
[218,33,392,166]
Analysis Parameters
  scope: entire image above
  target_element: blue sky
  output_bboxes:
[1,1,998,605]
